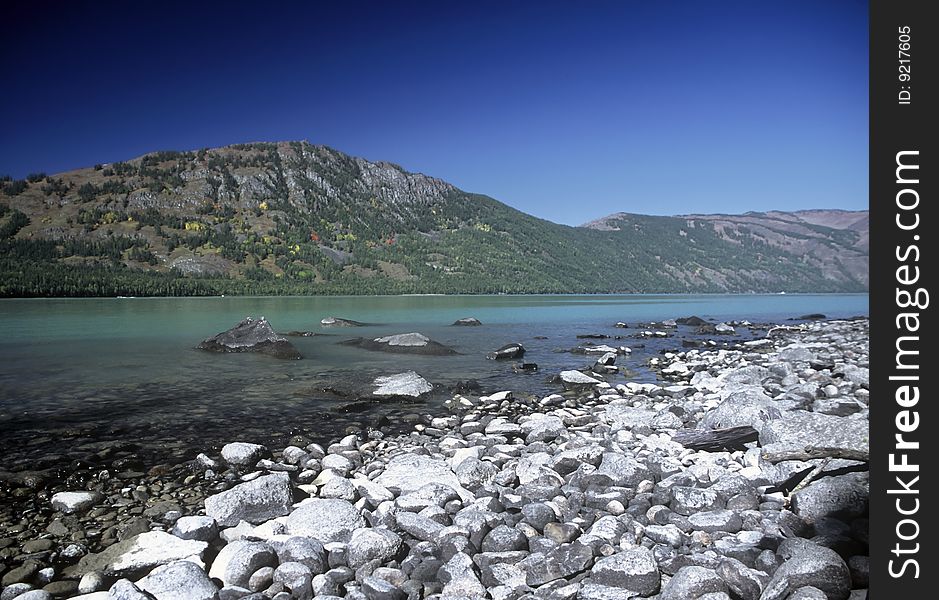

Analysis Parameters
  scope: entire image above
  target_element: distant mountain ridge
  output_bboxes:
[0,141,868,296]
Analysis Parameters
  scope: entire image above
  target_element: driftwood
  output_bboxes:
[761,446,869,463]
[673,426,759,451]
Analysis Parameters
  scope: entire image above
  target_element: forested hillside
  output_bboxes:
[0,142,868,296]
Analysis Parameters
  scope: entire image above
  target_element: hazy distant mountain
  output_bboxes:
[0,141,867,296]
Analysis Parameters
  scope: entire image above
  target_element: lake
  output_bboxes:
[0,293,868,470]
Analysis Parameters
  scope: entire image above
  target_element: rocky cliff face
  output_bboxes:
[1,141,868,295]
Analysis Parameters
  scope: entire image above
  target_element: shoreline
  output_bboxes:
[0,318,870,599]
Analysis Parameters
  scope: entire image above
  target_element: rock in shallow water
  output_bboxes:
[371,371,433,398]
[51,491,103,515]
[197,317,301,359]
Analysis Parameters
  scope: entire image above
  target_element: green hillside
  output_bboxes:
[0,141,868,297]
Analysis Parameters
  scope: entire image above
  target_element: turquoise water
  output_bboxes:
[0,293,867,467]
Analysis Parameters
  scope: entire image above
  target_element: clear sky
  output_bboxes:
[1,1,868,225]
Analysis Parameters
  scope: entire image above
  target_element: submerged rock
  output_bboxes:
[197,317,301,359]
[321,316,366,327]
[372,371,433,398]
[341,332,458,355]
[452,317,482,326]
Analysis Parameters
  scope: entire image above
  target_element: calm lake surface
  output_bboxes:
[0,294,868,469]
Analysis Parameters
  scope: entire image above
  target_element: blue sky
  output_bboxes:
[0,1,868,225]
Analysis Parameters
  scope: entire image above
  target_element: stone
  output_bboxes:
[273,562,313,596]
[106,579,153,600]
[486,343,526,360]
[688,510,743,533]
[396,482,460,511]
[221,443,268,467]
[699,389,782,433]
[3,562,40,586]
[395,511,444,542]
[208,540,278,588]
[197,317,301,359]
[320,317,365,327]
[439,552,486,598]
[588,546,660,595]
[285,499,364,542]
[204,472,293,527]
[660,566,727,600]
[75,531,207,577]
[343,333,457,355]
[481,525,528,553]
[716,557,767,600]
[670,486,723,515]
[520,415,566,443]
[593,452,650,487]
[360,576,406,600]
[137,560,219,600]
[375,454,468,499]
[78,571,108,594]
[452,317,482,326]
[51,491,103,515]
[759,412,869,457]
[791,473,869,523]
[171,516,218,542]
[557,370,601,386]
[249,566,275,592]
[347,528,402,569]
[275,536,327,574]
[371,372,433,398]
[1,584,35,600]
[760,539,851,600]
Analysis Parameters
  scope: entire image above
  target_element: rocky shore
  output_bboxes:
[0,318,869,600]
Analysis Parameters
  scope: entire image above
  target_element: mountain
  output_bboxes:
[0,141,868,296]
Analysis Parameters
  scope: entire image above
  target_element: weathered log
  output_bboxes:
[761,446,869,463]
[673,426,759,451]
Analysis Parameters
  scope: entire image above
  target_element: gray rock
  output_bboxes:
[347,528,402,569]
[716,557,766,600]
[557,370,601,386]
[285,499,365,543]
[593,452,650,487]
[198,317,301,359]
[395,482,460,511]
[789,586,829,599]
[205,472,292,527]
[273,562,313,597]
[137,560,219,600]
[791,473,869,523]
[394,511,444,542]
[275,536,327,575]
[51,491,104,515]
[1,584,35,600]
[438,552,486,598]
[487,343,526,360]
[374,454,468,499]
[248,566,275,592]
[452,317,482,326]
[76,531,208,577]
[605,402,657,431]
[520,415,567,443]
[481,525,528,553]
[208,541,278,588]
[221,443,268,467]
[320,317,364,327]
[345,332,457,355]
[720,366,772,386]
[759,412,869,457]
[360,576,405,600]
[688,510,743,533]
[670,486,723,515]
[521,502,557,532]
[78,571,108,594]
[588,546,660,595]
[371,371,433,398]
[455,458,499,489]
[352,478,394,505]
[760,539,851,600]
[108,579,154,600]
[172,516,218,541]
[660,566,727,600]
[699,389,782,432]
